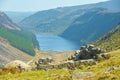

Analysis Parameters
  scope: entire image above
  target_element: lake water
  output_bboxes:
[36,34,80,51]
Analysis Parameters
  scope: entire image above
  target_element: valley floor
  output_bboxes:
[0,49,120,80]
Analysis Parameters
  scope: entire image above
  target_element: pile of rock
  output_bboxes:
[35,57,55,70]
[35,59,96,70]
[35,45,110,70]
[37,57,54,65]
[70,44,109,61]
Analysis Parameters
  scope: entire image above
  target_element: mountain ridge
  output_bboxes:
[19,0,120,34]
[61,10,120,46]
[0,12,20,30]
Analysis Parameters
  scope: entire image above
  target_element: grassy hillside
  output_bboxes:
[0,49,120,80]
[0,36,33,65]
[20,8,77,34]
[0,26,39,56]
[19,0,120,34]
[93,24,120,52]
[61,10,120,46]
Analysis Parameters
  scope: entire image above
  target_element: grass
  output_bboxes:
[0,27,37,56]
[93,24,120,52]
[0,69,69,80]
[0,49,120,80]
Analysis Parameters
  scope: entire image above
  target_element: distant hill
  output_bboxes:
[19,0,120,34]
[0,12,39,56]
[5,12,35,24]
[61,9,120,46]
[93,24,120,52]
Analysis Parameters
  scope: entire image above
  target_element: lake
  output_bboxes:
[36,34,80,51]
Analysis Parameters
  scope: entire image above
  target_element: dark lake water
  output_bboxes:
[36,34,80,51]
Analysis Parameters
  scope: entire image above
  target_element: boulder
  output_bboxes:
[101,53,110,59]
[4,60,31,71]
[80,46,86,50]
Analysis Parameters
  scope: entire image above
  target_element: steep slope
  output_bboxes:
[93,24,120,52]
[5,11,35,24]
[61,9,120,46]
[20,9,76,34]
[19,0,120,34]
[0,37,32,67]
[0,12,39,56]
[0,12,20,30]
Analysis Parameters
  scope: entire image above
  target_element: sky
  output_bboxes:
[0,0,109,12]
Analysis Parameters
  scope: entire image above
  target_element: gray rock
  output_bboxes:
[71,44,108,61]
[105,66,120,73]
[72,72,95,79]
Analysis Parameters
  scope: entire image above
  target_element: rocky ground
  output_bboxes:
[0,37,32,68]
[0,45,120,80]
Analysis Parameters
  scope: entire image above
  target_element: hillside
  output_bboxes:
[0,12,39,56]
[0,37,32,67]
[61,9,120,46]
[0,49,120,80]
[19,0,120,34]
[93,24,120,52]
[0,12,20,30]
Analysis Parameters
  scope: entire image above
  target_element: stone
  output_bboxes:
[101,53,110,59]
[4,60,31,71]
[88,45,95,49]
[72,72,95,79]
[80,46,86,50]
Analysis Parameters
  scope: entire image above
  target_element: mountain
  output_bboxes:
[61,9,120,45]
[0,12,39,56]
[5,12,35,24]
[19,0,120,34]
[0,36,32,67]
[93,24,120,52]
[0,12,20,30]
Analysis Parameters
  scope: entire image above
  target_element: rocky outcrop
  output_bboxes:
[35,45,110,70]
[69,44,110,61]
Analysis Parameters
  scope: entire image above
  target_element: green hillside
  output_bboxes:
[19,0,120,35]
[93,24,120,52]
[61,10,120,46]
[0,26,39,56]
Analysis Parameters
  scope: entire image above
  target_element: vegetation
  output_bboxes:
[61,10,120,46]
[0,49,120,80]
[20,0,120,35]
[0,27,38,56]
[93,24,120,52]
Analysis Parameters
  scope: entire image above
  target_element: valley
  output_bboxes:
[0,0,120,80]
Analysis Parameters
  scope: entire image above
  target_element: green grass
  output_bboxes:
[0,69,69,80]
[93,24,120,52]
[0,27,37,56]
[0,50,120,80]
